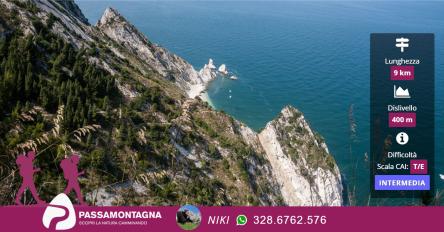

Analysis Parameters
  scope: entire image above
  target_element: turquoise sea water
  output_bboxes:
[77,1,444,205]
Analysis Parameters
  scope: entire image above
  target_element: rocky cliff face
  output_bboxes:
[0,0,342,206]
[56,0,89,24]
[97,7,214,98]
[258,106,343,206]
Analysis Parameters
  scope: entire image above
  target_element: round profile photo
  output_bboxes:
[176,204,201,230]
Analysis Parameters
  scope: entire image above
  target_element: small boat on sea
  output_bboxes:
[218,64,228,75]
[229,75,238,80]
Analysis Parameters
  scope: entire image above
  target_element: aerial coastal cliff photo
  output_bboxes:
[0,0,442,207]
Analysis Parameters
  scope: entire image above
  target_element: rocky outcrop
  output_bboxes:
[258,106,343,206]
[0,0,93,46]
[56,0,89,24]
[97,8,214,98]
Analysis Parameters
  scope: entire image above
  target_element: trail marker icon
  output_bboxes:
[396,37,409,52]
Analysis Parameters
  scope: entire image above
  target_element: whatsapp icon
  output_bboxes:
[236,214,247,226]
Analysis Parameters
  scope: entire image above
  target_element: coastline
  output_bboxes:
[193,58,218,109]
[199,91,215,108]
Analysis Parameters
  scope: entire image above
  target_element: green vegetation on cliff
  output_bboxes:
[0,0,280,206]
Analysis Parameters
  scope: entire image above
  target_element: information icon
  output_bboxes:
[396,132,409,145]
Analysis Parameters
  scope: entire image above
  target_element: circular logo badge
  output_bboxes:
[176,205,201,230]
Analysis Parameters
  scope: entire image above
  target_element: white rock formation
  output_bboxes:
[218,64,228,75]
[258,106,343,206]
[207,58,216,69]
[97,8,215,98]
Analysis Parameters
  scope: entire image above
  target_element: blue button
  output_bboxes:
[375,175,430,190]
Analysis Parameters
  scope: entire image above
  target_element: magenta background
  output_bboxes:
[410,159,428,174]
[0,206,443,231]
[390,65,415,80]
[389,112,417,128]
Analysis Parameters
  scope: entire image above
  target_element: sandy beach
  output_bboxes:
[199,91,215,108]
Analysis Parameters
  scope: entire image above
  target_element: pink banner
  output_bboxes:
[391,66,415,80]
[389,112,417,128]
[0,205,443,231]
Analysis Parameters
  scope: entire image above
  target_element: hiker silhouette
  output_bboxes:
[60,154,86,205]
[15,151,45,205]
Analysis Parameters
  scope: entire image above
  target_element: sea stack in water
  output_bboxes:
[207,59,216,69]
[218,64,228,75]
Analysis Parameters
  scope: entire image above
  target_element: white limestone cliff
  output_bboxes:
[97,8,215,98]
[258,106,343,206]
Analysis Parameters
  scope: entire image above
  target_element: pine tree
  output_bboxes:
[25,63,33,98]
